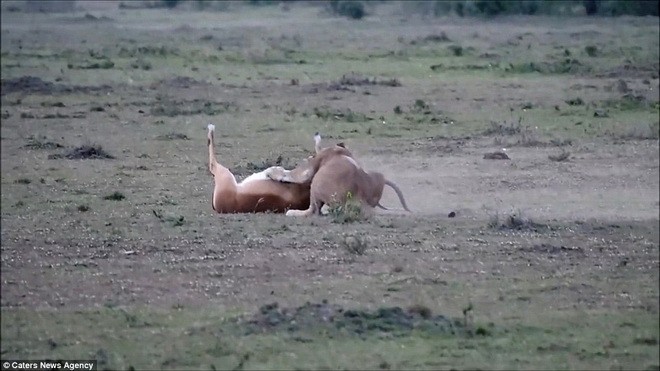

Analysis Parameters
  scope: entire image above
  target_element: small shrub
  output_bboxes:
[548,150,571,162]
[393,105,403,114]
[584,45,598,57]
[103,192,125,201]
[341,233,368,255]
[77,204,90,212]
[407,304,433,319]
[475,326,491,336]
[130,59,152,70]
[328,192,364,224]
[168,215,185,227]
[488,210,542,231]
[448,44,463,57]
[565,97,584,106]
[413,99,429,112]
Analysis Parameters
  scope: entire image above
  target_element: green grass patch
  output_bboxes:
[1,307,657,370]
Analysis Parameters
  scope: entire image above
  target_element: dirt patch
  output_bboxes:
[240,301,468,337]
[1,76,111,96]
[48,145,114,160]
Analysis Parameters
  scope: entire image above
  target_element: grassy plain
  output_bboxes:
[1,2,658,370]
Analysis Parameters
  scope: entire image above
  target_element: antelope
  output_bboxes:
[207,124,310,213]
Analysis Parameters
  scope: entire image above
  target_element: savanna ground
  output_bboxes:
[1,1,659,370]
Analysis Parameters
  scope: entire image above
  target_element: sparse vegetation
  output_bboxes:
[604,95,655,111]
[584,45,598,57]
[49,145,114,160]
[484,119,523,136]
[150,100,238,117]
[67,60,115,70]
[505,58,591,75]
[608,122,660,140]
[103,192,125,201]
[311,106,370,123]
[488,210,544,231]
[328,192,365,223]
[152,209,186,227]
[337,74,401,87]
[412,0,659,17]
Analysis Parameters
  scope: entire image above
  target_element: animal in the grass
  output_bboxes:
[206,124,311,213]
[265,133,411,217]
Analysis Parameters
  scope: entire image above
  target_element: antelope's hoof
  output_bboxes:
[267,167,287,181]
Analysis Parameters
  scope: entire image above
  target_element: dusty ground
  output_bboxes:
[1,1,658,369]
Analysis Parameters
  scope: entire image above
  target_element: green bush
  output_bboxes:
[330,1,366,19]
[161,0,180,8]
[595,0,659,16]
[425,0,658,17]
[432,0,542,16]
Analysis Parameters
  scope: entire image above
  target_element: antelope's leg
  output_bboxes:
[208,124,238,211]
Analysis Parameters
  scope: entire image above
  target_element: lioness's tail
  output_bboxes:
[384,179,411,212]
